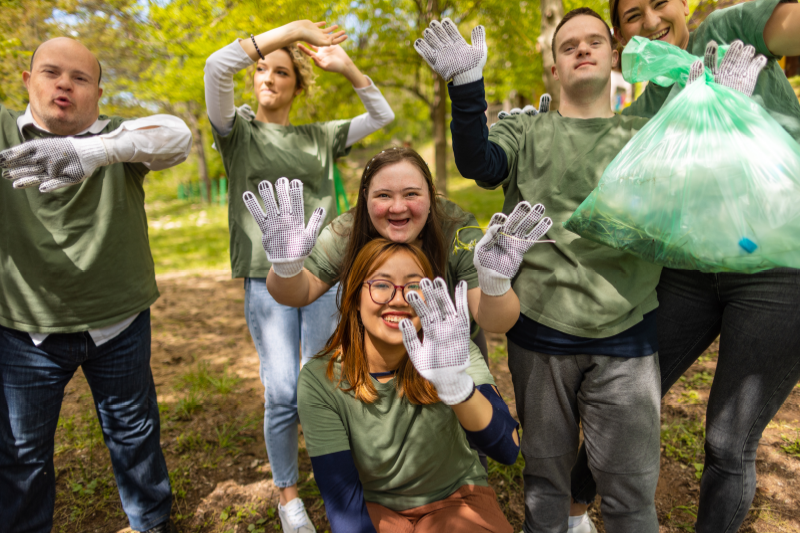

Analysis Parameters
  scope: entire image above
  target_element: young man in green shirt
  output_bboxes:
[414,10,663,533]
[0,37,191,533]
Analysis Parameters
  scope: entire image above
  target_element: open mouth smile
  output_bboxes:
[388,219,410,228]
[649,28,670,40]
[382,313,411,329]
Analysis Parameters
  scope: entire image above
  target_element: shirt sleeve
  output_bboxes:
[693,0,797,58]
[464,384,520,465]
[448,210,483,290]
[297,364,352,457]
[305,214,351,285]
[465,342,495,387]
[326,120,353,159]
[486,115,529,190]
[204,40,253,135]
[345,78,395,147]
[102,115,192,171]
[310,451,378,533]
[448,79,509,186]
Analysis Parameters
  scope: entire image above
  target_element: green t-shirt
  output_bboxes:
[624,0,800,143]
[305,197,483,296]
[212,114,352,278]
[0,105,158,333]
[297,344,494,510]
[486,112,662,338]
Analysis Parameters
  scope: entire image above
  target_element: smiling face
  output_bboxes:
[366,160,432,244]
[553,14,618,97]
[253,49,301,113]
[615,0,691,48]
[359,249,424,351]
[23,37,103,136]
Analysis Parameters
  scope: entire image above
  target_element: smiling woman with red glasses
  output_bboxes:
[297,238,519,533]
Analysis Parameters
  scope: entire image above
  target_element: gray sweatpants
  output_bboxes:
[507,341,661,533]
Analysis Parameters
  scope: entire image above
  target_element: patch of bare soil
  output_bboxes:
[52,273,800,533]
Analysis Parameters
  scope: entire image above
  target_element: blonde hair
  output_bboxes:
[281,44,316,93]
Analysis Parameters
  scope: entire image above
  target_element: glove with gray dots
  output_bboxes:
[414,18,487,86]
[243,177,325,278]
[0,136,110,192]
[474,201,553,296]
[400,278,474,405]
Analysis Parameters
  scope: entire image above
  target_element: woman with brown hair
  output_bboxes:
[296,238,520,533]
[204,20,394,533]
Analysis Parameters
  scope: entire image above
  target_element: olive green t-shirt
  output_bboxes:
[0,105,158,333]
[297,344,493,510]
[486,112,662,338]
[212,114,351,278]
[624,0,800,143]
[305,197,483,297]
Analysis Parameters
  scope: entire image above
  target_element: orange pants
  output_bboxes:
[366,485,513,533]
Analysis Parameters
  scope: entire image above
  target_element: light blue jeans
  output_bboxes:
[244,278,339,488]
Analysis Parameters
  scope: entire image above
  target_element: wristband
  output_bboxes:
[251,34,264,60]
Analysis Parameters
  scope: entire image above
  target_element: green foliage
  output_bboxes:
[178,362,243,394]
[662,418,706,479]
[780,433,800,459]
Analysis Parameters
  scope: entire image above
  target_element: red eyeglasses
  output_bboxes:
[364,279,423,305]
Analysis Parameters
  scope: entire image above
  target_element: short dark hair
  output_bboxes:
[29,44,103,85]
[551,7,613,62]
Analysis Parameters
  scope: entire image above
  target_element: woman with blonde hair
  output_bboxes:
[297,238,524,532]
[204,19,394,532]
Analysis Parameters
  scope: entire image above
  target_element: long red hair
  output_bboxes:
[319,239,440,405]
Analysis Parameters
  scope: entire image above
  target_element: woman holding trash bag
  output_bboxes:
[204,20,394,533]
[296,238,520,533]
[568,2,800,531]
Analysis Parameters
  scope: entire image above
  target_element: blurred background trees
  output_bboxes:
[0,0,793,202]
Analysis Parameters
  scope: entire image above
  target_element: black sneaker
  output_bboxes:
[142,519,179,533]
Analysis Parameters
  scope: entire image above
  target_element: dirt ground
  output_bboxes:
[52,272,800,533]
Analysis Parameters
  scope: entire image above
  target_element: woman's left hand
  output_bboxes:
[399,279,475,405]
[298,43,353,74]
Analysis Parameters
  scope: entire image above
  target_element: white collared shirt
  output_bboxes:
[17,108,193,346]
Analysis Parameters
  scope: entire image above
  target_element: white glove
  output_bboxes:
[236,104,256,122]
[414,18,487,86]
[475,202,553,296]
[687,40,767,97]
[0,136,109,192]
[399,278,474,405]
[242,178,325,278]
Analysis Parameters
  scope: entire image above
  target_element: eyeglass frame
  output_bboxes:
[363,279,423,305]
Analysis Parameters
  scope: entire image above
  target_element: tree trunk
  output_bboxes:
[538,0,565,111]
[185,110,211,203]
[195,126,211,203]
[433,76,448,196]
[427,0,447,196]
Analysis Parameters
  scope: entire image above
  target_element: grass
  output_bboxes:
[177,362,242,395]
[662,417,706,480]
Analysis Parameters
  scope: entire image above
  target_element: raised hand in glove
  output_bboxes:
[243,177,325,278]
[475,202,552,296]
[0,136,109,192]
[399,278,474,405]
[414,18,487,86]
[687,40,767,96]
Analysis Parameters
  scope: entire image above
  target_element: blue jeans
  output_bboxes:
[570,267,800,533]
[244,278,339,488]
[0,310,171,533]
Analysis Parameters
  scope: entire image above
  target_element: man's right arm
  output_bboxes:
[449,79,510,186]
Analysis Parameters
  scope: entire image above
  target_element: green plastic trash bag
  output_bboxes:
[564,36,800,273]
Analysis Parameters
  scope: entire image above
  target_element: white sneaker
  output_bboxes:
[278,498,316,533]
[567,512,598,533]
